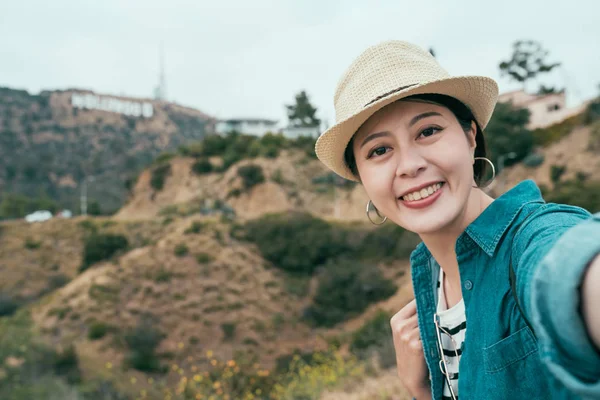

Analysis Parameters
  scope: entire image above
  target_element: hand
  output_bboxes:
[581,253,600,350]
[390,299,431,398]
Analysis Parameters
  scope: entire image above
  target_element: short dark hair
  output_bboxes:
[343,93,488,186]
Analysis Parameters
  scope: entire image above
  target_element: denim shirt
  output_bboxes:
[410,180,600,400]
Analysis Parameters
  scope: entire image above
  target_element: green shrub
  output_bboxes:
[262,145,280,158]
[153,152,176,165]
[550,165,567,184]
[271,169,285,184]
[174,243,189,257]
[200,134,228,157]
[124,317,165,372]
[153,268,173,283]
[303,260,397,327]
[485,101,533,164]
[588,121,600,151]
[191,158,213,175]
[532,114,582,147]
[196,252,214,264]
[80,233,128,272]
[359,224,420,261]
[88,321,112,340]
[522,153,545,168]
[150,163,172,191]
[0,292,20,317]
[238,164,265,190]
[184,221,204,234]
[545,180,600,213]
[221,322,236,341]
[583,97,600,124]
[244,212,350,274]
[349,310,396,368]
[24,237,41,249]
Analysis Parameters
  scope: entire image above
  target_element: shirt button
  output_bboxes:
[464,280,473,290]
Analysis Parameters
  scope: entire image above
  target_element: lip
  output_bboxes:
[399,182,444,209]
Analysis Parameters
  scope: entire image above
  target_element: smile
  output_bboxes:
[399,182,445,209]
[401,182,444,202]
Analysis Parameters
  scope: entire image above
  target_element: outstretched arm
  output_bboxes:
[581,254,600,351]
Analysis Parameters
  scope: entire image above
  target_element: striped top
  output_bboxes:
[436,268,466,400]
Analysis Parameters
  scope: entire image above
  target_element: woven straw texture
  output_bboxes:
[315,40,499,181]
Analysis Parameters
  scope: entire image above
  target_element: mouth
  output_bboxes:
[398,182,445,208]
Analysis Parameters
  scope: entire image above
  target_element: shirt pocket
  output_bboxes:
[483,326,538,374]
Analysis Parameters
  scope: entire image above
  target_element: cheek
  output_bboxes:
[359,163,396,202]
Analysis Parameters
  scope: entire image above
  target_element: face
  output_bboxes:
[352,100,477,235]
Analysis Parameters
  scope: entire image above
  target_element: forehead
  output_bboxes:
[354,100,451,142]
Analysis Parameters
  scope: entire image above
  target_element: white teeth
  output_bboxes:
[402,183,443,202]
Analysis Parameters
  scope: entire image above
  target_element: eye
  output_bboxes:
[419,126,442,138]
[367,146,391,158]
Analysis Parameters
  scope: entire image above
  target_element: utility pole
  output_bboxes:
[80,176,95,216]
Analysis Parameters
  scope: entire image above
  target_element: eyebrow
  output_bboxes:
[359,111,443,149]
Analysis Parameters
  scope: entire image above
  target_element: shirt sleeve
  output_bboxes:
[513,204,600,397]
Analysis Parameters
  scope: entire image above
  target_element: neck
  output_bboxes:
[419,187,494,291]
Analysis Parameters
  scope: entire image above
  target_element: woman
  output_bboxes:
[314,41,600,399]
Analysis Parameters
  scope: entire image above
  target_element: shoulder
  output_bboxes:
[512,202,592,257]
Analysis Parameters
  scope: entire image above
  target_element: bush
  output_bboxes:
[80,233,128,272]
[184,221,204,234]
[196,252,214,264]
[237,164,265,190]
[588,121,600,151]
[174,243,189,257]
[532,114,582,147]
[243,212,350,274]
[545,180,600,213]
[522,152,545,168]
[303,260,397,327]
[191,158,213,175]
[550,164,567,184]
[0,292,20,317]
[124,317,165,372]
[150,162,172,191]
[88,321,112,340]
[359,224,420,261]
[486,101,533,164]
[583,97,600,124]
[221,322,236,341]
[349,310,396,368]
[24,237,41,249]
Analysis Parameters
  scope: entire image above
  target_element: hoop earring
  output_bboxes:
[472,157,496,188]
[366,200,387,225]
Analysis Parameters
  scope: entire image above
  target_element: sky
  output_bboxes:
[1,0,599,127]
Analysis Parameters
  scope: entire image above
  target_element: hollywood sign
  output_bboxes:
[71,93,154,118]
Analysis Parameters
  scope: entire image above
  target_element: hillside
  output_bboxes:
[0,87,215,214]
[1,103,599,399]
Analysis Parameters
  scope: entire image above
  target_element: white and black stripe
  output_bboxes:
[437,268,467,400]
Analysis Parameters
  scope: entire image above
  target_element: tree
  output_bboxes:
[499,40,561,92]
[485,101,533,166]
[286,91,321,128]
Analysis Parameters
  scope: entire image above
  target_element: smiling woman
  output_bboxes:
[314,40,600,400]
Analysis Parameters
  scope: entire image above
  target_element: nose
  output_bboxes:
[394,148,427,178]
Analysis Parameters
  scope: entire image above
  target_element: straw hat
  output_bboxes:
[315,40,499,181]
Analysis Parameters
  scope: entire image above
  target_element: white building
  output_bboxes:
[498,90,587,129]
[281,125,321,138]
[215,118,279,137]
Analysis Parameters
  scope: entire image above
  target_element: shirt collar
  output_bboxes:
[411,179,545,263]
[464,179,544,257]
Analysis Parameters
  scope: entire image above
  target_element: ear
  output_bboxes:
[468,121,477,159]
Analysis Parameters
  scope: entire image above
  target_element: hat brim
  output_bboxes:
[315,75,499,181]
